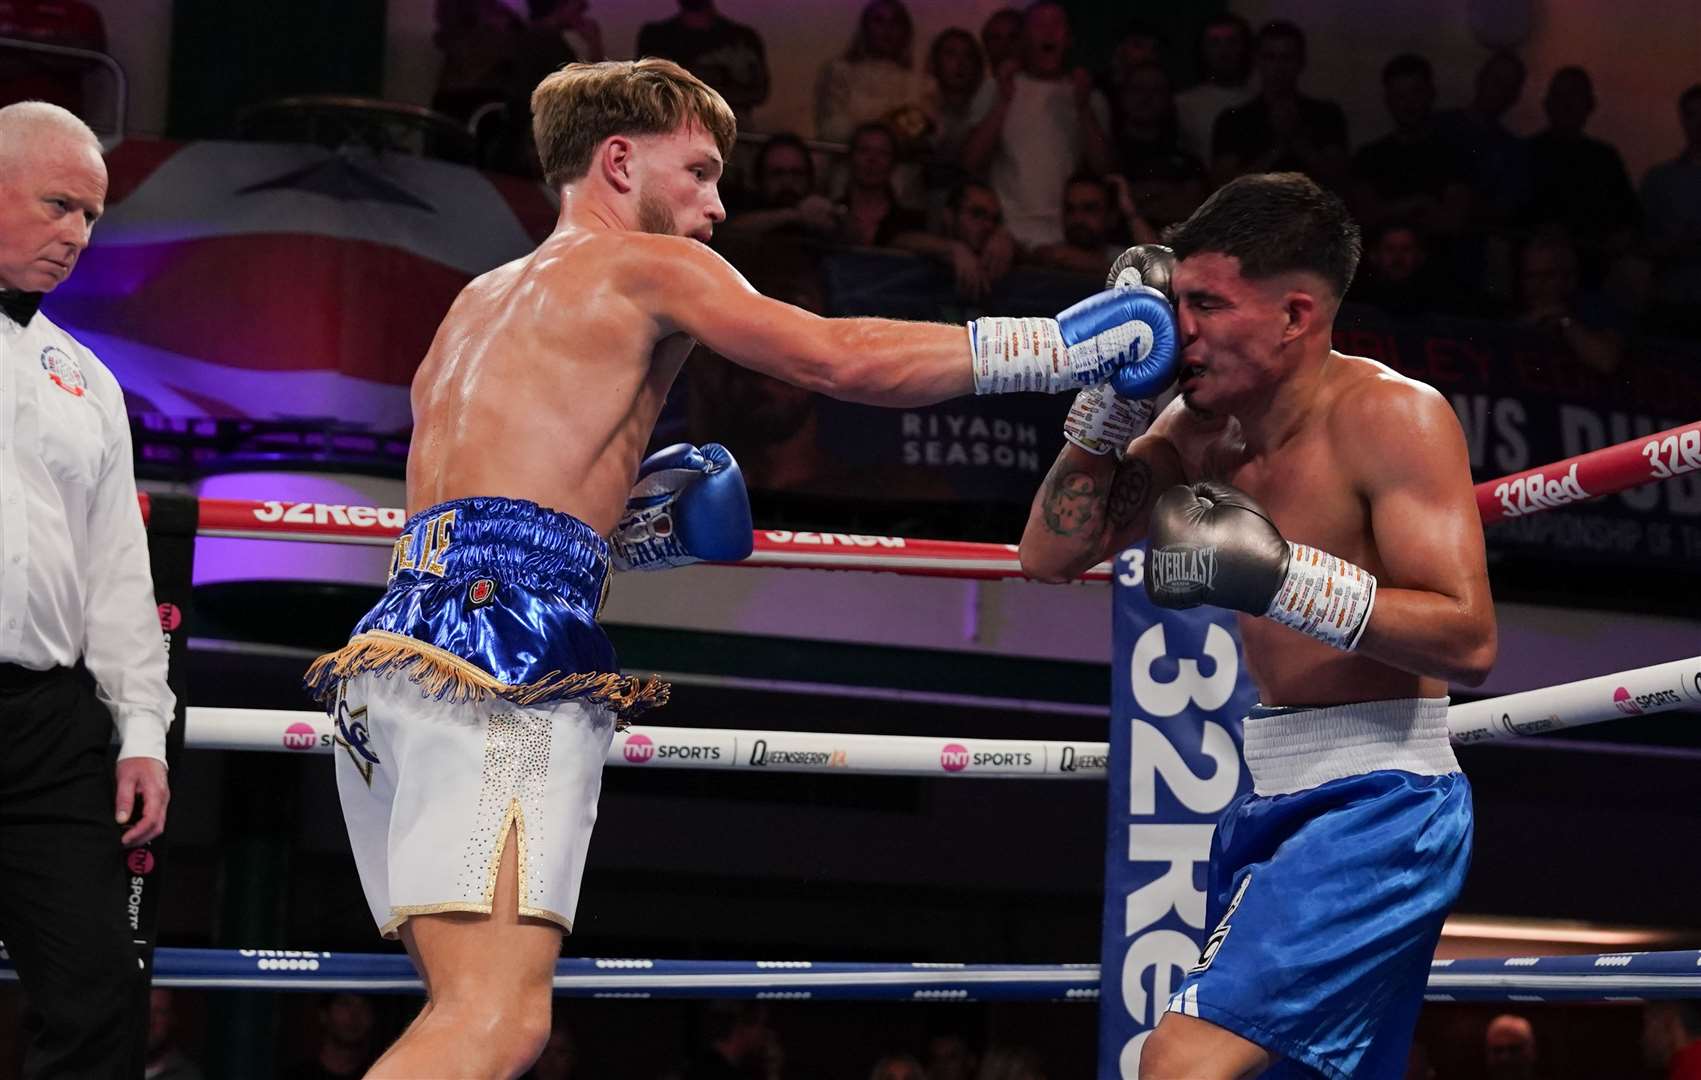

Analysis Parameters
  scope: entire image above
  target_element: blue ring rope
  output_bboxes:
[4,947,1697,1001]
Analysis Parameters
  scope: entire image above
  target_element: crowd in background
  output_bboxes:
[420,0,1701,369]
[136,987,1701,1080]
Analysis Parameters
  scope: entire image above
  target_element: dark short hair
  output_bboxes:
[1196,12,1253,82]
[945,178,997,212]
[848,120,897,153]
[1383,52,1433,85]
[1680,83,1701,111]
[1063,171,1112,203]
[1163,172,1361,297]
[1256,19,1306,62]
[755,132,813,186]
[927,27,984,81]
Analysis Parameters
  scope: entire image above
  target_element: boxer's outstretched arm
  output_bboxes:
[641,237,974,406]
[1345,378,1497,685]
[1019,417,1186,583]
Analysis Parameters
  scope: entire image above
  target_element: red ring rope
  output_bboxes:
[140,418,1701,582]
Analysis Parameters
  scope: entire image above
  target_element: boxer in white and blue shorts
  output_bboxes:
[1166,698,1473,1080]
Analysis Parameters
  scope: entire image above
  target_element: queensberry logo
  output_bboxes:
[749,739,844,767]
[1058,746,1109,772]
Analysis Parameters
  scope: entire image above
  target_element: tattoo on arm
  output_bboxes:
[1107,458,1154,533]
[1040,466,1104,538]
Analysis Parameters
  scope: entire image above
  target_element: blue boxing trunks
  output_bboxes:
[305,497,668,937]
[306,496,666,718]
[1165,698,1472,1080]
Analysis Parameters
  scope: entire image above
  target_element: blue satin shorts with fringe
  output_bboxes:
[305,497,667,721]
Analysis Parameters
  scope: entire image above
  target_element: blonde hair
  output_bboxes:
[531,59,737,190]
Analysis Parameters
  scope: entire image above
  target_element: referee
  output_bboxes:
[0,102,173,1076]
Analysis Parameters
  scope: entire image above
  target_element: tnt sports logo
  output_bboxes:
[623,733,656,764]
[127,848,155,876]
[282,722,318,750]
[39,345,86,396]
[157,603,182,632]
[1613,686,1683,715]
[940,743,970,772]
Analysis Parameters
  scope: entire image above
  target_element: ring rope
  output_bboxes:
[142,419,1701,581]
[188,654,1701,768]
[2,948,1695,1002]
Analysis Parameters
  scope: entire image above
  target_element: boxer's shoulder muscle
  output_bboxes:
[1323,354,1460,485]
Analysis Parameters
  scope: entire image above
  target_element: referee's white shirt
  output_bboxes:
[0,301,173,763]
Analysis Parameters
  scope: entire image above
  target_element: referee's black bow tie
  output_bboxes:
[0,289,43,327]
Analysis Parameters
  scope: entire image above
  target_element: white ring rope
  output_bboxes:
[186,655,1701,775]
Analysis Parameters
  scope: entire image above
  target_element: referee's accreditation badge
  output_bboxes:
[39,345,86,397]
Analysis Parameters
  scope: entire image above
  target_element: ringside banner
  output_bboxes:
[1098,546,1256,1078]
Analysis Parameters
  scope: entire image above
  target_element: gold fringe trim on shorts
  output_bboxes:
[304,629,669,724]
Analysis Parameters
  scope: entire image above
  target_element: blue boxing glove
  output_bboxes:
[968,277,1177,397]
[610,443,754,571]
[1062,245,1180,457]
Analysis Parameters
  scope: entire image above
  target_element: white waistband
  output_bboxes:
[1242,697,1457,796]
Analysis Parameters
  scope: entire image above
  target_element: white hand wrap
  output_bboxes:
[969,316,1074,395]
[1265,543,1378,651]
[1063,386,1156,457]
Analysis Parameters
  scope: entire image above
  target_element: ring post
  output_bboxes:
[1098,547,1256,1078]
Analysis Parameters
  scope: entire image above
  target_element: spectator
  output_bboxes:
[1351,53,1471,239]
[869,1054,928,1080]
[1640,84,1701,330]
[0,0,106,116]
[1435,49,1532,228]
[144,989,205,1080]
[836,121,926,247]
[683,1001,784,1080]
[1644,1000,1701,1080]
[961,1,1114,248]
[920,27,985,204]
[1028,173,1136,276]
[1102,17,1165,96]
[1113,60,1208,231]
[1405,1038,1436,1080]
[279,993,377,1080]
[720,133,839,240]
[527,0,603,62]
[1174,12,1254,160]
[1483,1013,1539,1080]
[1516,228,1625,373]
[924,1032,980,1080]
[431,0,525,122]
[1349,221,1464,318]
[522,1017,578,1080]
[895,179,1014,300]
[814,0,925,144]
[0,101,172,1080]
[1211,20,1349,190]
[1525,66,1639,266]
[976,1046,1046,1080]
[635,0,770,128]
[978,8,1023,75]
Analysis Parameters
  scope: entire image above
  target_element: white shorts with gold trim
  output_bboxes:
[332,669,616,939]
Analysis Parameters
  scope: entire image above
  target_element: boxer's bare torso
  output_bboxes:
[1153,352,1465,705]
[408,230,694,534]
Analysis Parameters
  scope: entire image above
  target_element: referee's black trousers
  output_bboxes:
[0,663,142,1078]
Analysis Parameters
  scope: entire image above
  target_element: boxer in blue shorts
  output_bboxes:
[1020,174,1495,1079]
[306,58,1178,1079]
